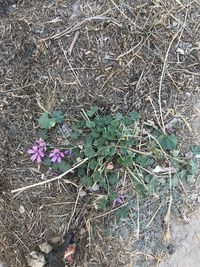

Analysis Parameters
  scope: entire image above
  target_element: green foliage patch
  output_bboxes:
[33,107,199,218]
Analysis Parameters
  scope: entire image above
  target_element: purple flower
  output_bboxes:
[112,194,125,208]
[27,139,46,163]
[49,148,65,163]
[35,138,46,150]
[28,145,45,163]
[64,149,72,157]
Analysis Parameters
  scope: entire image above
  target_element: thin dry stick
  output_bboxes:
[136,194,140,240]
[124,146,152,156]
[39,21,83,42]
[40,15,121,42]
[85,218,92,250]
[91,202,128,220]
[110,0,142,30]
[11,158,88,194]
[164,172,173,242]
[133,162,156,176]
[146,203,162,228]
[117,37,143,60]
[68,31,80,55]
[122,170,127,192]
[158,32,179,134]
[62,47,82,87]
[67,186,82,231]
[14,233,31,252]
[36,93,49,113]
[147,96,163,132]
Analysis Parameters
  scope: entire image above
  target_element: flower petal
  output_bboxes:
[53,148,60,153]
[112,199,117,208]
[37,156,42,163]
[28,149,35,155]
[57,156,61,163]
[31,153,38,161]
[51,156,58,163]
[64,150,71,156]
[49,152,55,158]
[32,146,38,152]
[60,152,65,158]
[38,149,44,157]
[117,198,124,205]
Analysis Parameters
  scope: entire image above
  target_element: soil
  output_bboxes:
[158,94,200,267]
[159,208,200,267]
[0,0,200,267]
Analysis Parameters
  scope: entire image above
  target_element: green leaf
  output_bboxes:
[38,129,48,140]
[80,176,92,187]
[73,120,86,129]
[38,112,56,129]
[86,121,95,128]
[77,167,86,177]
[123,116,132,126]
[110,146,116,156]
[93,171,101,182]
[51,111,64,123]
[172,170,186,187]
[84,146,95,158]
[99,179,108,190]
[108,191,118,202]
[85,134,94,147]
[118,155,133,167]
[110,119,120,128]
[135,155,152,167]
[130,111,139,121]
[70,130,80,140]
[58,161,71,172]
[146,175,158,194]
[158,134,177,150]
[171,150,180,157]
[191,145,200,156]
[108,174,119,186]
[188,159,199,175]
[98,197,108,210]
[115,112,123,120]
[100,146,111,156]
[88,159,98,170]
[86,106,99,117]
[124,139,136,147]
[116,207,129,218]
[43,157,52,167]
[52,163,60,171]
[151,128,163,138]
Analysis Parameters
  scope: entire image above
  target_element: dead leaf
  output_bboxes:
[106,162,114,170]
[153,165,176,173]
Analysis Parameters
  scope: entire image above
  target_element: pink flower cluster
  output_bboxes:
[28,139,72,164]
[28,139,46,163]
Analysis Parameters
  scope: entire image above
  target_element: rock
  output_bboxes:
[39,242,52,254]
[27,251,45,267]
[0,260,7,267]
[19,205,25,214]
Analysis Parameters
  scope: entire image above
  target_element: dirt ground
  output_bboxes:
[0,0,200,266]
[159,208,200,267]
[158,94,200,267]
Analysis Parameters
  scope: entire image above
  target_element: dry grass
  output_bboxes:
[0,0,200,266]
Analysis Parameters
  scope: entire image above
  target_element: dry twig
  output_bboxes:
[11,158,88,194]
